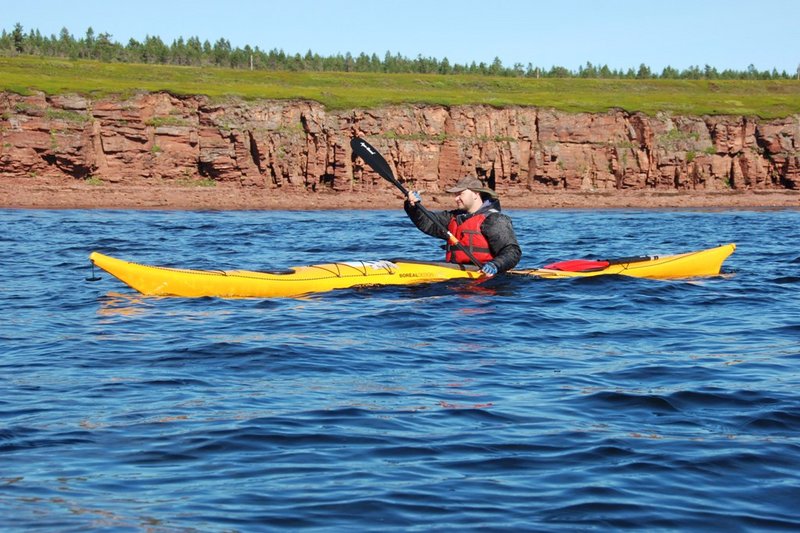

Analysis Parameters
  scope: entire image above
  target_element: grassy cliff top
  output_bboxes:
[2,56,799,118]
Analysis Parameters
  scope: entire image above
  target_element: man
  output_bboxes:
[404,176,521,277]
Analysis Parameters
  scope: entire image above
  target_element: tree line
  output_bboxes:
[2,23,798,80]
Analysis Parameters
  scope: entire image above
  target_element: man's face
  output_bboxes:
[455,189,482,213]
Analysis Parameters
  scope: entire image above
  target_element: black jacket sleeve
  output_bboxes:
[480,213,522,272]
[403,201,453,240]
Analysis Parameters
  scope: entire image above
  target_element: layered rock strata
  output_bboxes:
[2,91,798,195]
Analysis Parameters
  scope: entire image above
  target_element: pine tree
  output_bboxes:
[12,22,24,53]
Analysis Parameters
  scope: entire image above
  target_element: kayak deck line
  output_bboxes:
[305,260,400,278]
[88,243,736,298]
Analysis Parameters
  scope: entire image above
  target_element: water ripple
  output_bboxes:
[1,208,799,530]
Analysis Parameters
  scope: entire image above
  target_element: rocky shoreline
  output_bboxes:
[2,92,799,210]
[3,91,799,211]
[2,178,797,210]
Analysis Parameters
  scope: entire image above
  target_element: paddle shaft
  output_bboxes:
[350,137,484,269]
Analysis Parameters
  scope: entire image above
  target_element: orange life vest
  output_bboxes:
[445,213,495,264]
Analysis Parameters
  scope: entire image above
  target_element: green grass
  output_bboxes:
[2,56,799,118]
[175,178,216,187]
[145,116,190,127]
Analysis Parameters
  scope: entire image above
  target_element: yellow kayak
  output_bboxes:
[88,243,735,298]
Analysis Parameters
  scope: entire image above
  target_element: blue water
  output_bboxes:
[2,207,799,531]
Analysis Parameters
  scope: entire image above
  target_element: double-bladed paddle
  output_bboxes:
[350,137,485,269]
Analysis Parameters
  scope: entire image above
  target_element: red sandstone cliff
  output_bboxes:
[1,91,799,198]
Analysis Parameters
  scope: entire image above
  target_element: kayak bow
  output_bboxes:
[89,243,735,298]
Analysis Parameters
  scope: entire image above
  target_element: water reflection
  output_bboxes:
[96,291,150,317]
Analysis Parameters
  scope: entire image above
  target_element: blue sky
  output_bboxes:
[5,0,799,73]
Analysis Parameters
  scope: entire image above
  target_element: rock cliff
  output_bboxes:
[2,91,799,196]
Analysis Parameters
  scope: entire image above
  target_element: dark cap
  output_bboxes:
[445,176,497,198]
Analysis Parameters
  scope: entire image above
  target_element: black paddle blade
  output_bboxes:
[350,137,406,193]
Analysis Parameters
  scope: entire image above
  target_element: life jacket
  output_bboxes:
[445,211,497,264]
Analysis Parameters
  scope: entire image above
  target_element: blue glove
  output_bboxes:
[480,262,498,277]
[409,191,422,204]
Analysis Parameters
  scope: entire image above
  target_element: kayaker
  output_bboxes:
[404,176,521,277]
